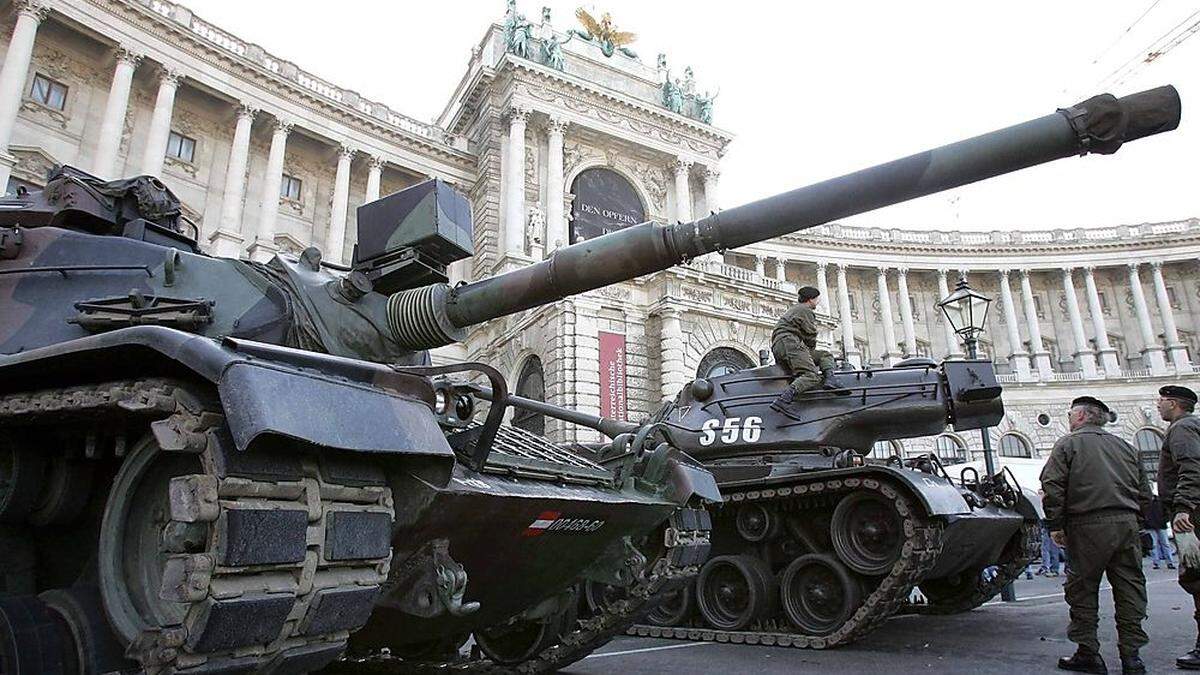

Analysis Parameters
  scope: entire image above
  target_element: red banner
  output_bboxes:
[598,331,627,421]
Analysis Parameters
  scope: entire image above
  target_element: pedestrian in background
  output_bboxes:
[1041,396,1152,675]
[1143,492,1176,570]
[1155,385,1200,669]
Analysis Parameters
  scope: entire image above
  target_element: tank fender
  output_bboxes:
[864,466,973,516]
[1015,487,1045,521]
[0,326,454,461]
[664,450,723,504]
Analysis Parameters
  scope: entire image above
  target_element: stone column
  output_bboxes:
[545,117,568,252]
[210,103,256,258]
[895,267,917,357]
[1150,261,1191,371]
[92,46,142,178]
[815,261,830,315]
[0,0,49,189]
[836,263,860,367]
[876,267,898,366]
[1019,270,1053,378]
[365,155,383,202]
[702,166,720,214]
[659,309,687,400]
[1128,263,1168,374]
[672,159,693,222]
[936,270,963,359]
[325,144,355,265]
[249,118,291,262]
[503,105,530,257]
[1082,266,1121,376]
[997,270,1032,380]
[1061,268,1099,378]
[140,67,182,177]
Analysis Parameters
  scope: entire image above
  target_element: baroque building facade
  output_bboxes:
[1,0,1195,475]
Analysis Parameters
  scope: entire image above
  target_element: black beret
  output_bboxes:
[1071,396,1111,414]
[1161,385,1198,405]
[798,286,820,301]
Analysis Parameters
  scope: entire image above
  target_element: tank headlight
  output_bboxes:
[434,388,449,415]
[454,394,474,421]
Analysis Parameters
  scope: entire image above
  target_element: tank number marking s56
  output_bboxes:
[698,416,763,446]
[523,511,607,537]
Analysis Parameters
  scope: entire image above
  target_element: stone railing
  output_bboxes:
[136,0,467,151]
[808,218,1200,248]
[686,258,786,291]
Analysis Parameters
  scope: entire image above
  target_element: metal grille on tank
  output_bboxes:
[453,423,614,484]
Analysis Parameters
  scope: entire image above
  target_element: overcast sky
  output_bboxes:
[195,1,1198,230]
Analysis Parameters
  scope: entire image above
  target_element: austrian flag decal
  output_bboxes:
[523,511,606,537]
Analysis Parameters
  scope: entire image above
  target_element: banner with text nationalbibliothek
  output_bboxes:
[598,331,627,421]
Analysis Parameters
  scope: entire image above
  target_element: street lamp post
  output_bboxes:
[937,275,1016,601]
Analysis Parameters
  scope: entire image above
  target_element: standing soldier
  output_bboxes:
[1041,396,1152,675]
[1155,385,1200,669]
[770,286,848,412]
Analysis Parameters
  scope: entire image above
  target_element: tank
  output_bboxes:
[0,84,1180,672]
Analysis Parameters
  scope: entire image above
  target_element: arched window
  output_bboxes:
[1135,427,1164,483]
[696,347,756,379]
[569,168,646,244]
[999,433,1032,458]
[870,440,903,461]
[512,356,546,436]
[934,434,967,465]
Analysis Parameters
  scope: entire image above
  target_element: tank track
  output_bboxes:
[1,378,395,674]
[912,521,1039,615]
[630,476,943,649]
[330,506,712,674]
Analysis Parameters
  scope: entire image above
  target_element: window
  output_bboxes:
[697,347,755,379]
[870,440,903,461]
[847,292,859,319]
[1032,295,1045,319]
[1135,428,1164,483]
[29,74,67,110]
[908,295,922,321]
[280,174,302,201]
[854,337,871,365]
[166,131,196,163]
[1167,286,1181,310]
[934,434,967,465]
[512,356,546,436]
[999,433,1032,458]
[1097,291,1110,315]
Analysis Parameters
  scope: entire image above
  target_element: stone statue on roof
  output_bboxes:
[502,0,532,58]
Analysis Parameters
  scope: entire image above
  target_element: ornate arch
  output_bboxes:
[998,431,1034,458]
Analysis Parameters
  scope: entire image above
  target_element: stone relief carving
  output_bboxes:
[20,99,67,130]
[630,162,667,212]
[681,285,714,304]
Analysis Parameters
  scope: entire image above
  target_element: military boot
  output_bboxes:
[820,369,852,396]
[1178,637,1200,670]
[770,386,798,413]
[1118,651,1145,675]
[1058,647,1107,674]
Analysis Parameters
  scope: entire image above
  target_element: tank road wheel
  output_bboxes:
[779,554,862,636]
[696,555,775,631]
[0,594,74,674]
[830,492,905,576]
[645,583,693,627]
[40,587,134,674]
[735,503,780,543]
[0,436,48,524]
[583,580,629,615]
[474,608,575,666]
[97,432,204,646]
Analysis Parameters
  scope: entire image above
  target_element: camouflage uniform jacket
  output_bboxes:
[1159,414,1200,517]
[1040,424,1152,531]
[771,303,818,350]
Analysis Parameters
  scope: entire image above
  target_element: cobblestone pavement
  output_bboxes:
[566,565,1194,674]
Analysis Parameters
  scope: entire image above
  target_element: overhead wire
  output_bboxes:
[1096,8,1200,89]
[1090,0,1162,65]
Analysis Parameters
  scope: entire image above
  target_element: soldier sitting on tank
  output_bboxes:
[770,286,850,413]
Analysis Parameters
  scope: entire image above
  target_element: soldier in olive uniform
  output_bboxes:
[1155,385,1200,669]
[770,286,848,412]
[1041,396,1152,675]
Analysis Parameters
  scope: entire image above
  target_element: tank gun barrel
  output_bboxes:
[388,86,1180,349]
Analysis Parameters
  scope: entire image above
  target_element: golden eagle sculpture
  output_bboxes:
[573,8,639,58]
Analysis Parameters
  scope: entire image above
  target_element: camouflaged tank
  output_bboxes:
[0,84,1182,673]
